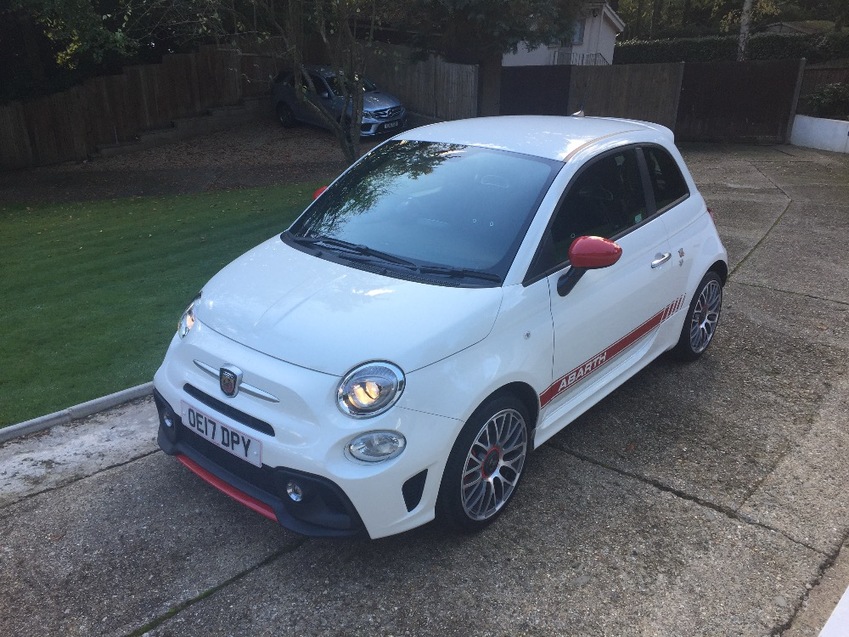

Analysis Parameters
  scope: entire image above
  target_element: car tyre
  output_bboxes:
[672,271,723,361]
[437,394,529,532]
[276,102,296,128]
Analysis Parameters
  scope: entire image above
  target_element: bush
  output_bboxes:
[614,31,849,65]
[801,82,849,119]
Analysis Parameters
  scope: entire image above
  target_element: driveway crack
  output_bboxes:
[124,537,308,637]
[545,441,829,557]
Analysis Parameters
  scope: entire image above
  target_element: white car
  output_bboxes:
[153,116,727,539]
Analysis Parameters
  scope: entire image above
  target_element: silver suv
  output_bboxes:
[272,65,407,137]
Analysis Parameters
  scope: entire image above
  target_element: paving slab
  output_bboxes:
[704,192,789,269]
[732,201,849,303]
[144,448,824,637]
[740,369,849,554]
[0,452,301,637]
[0,397,159,508]
[548,279,847,516]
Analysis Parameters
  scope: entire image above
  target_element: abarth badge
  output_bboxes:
[219,365,243,397]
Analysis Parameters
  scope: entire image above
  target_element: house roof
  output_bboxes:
[762,21,836,35]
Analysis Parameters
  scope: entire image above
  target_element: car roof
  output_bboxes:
[395,115,675,163]
[304,65,338,78]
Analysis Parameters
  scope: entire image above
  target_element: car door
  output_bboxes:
[533,147,683,436]
[290,73,328,125]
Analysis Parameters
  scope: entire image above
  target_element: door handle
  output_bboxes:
[651,252,671,268]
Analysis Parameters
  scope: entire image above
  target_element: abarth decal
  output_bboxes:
[539,295,686,407]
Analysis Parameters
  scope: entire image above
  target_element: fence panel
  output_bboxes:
[364,43,477,120]
[569,63,684,130]
[0,102,33,170]
[797,64,849,115]
[435,61,478,120]
[500,66,573,115]
[800,65,849,95]
[22,89,89,165]
[499,63,683,129]
[676,59,804,143]
[241,54,279,97]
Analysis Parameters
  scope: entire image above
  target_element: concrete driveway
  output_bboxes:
[1,143,848,637]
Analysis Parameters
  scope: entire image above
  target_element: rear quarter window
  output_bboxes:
[644,146,689,211]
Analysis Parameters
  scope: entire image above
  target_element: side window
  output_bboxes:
[549,148,647,258]
[310,74,329,97]
[643,146,689,211]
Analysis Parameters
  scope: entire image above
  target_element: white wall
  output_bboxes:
[502,42,558,67]
[790,115,849,153]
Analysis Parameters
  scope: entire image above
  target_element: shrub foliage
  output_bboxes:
[614,31,849,65]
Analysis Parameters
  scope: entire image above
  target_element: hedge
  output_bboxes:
[614,31,849,65]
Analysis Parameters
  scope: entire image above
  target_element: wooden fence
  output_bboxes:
[675,59,804,143]
[500,58,805,144]
[362,43,478,121]
[1,42,474,171]
[501,66,573,116]
[0,47,265,171]
[1,45,834,172]
[568,63,684,131]
[500,62,683,131]
[797,63,849,115]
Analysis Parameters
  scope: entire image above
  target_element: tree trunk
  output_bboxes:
[737,0,754,62]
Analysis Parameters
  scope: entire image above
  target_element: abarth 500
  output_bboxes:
[153,115,727,538]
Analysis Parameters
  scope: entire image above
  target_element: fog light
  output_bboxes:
[163,411,175,428]
[347,431,406,462]
[286,481,304,502]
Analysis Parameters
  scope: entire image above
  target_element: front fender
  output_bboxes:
[402,281,553,426]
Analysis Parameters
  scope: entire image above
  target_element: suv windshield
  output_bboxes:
[287,140,559,286]
[326,75,377,94]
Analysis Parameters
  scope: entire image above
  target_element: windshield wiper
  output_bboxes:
[289,235,418,270]
[417,265,502,283]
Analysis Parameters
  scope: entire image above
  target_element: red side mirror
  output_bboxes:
[312,185,328,200]
[568,235,622,269]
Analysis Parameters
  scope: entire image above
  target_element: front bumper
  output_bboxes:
[153,324,459,539]
[360,114,406,137]
[155,389,368,537]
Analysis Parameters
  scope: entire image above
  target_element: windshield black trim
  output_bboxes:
[282,232,505,288]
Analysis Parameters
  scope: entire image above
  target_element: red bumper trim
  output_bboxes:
[176,454,278,523]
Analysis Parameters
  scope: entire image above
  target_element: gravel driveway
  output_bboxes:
[0,118,355,205]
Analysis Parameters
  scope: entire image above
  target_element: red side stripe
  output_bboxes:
[176,454,278,522]
[539,295,685,407]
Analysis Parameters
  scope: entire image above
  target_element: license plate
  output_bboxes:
[181,402,262,467]
[383,120,400,130]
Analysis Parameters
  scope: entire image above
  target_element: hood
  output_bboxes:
[363,91,402,113]
[195,237,503,376]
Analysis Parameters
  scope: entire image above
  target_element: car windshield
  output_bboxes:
[286,140,559,286]
[326,75,377,94]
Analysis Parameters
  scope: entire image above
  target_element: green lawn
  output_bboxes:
[0,184,317,427]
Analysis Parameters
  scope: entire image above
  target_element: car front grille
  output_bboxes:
[183,383,275,437]
[370,106,404,120]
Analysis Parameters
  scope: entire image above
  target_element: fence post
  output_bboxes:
[785,58,807,144]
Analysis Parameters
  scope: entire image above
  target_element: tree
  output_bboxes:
[737,0,754,60]
[6,0,135,69]
[133,0,398,162]
[392,0,584,114]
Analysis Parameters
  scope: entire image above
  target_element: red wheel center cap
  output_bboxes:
[482,448,501,477]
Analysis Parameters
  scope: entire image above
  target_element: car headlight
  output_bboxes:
[346,431,406,462]
[337,362,405,418]
[177,292,201,338]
